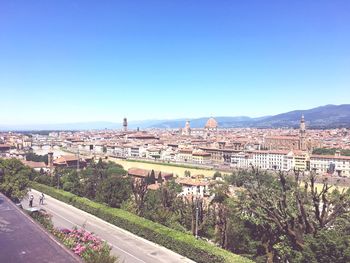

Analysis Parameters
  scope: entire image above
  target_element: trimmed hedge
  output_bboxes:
[32,182,252,263]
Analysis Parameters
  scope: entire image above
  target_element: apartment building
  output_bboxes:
[310,152,350,177]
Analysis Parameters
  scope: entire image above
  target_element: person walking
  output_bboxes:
[29,194,34,207]
[39,193,45,205]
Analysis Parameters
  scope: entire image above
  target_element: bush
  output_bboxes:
[31,182,252,263]
[29,209,117,263]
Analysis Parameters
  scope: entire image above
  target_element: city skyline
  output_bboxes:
[1,1,350,124]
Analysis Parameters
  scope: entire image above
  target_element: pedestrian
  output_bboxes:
[29,194,34,207]
[39,193,45,205]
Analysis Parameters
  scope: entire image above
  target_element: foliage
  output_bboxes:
[29,209,117,263]
[96,175,132,208]
[184,170,191,177]
[0,158,34,201]
[34,174,55,186]
[28,210,54,230]
[233,168,350,262]
[32,182,252,263]
[29,158,350,262]
[312,147,350,156]
[292,215,350,263]
[147,169,156,184]
[131,178,148,215]
[142,184,186,231]
[26,152,48,165]
[213,171,222,180]
[57,228,117,262]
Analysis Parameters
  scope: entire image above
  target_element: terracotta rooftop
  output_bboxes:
[265,136,299,140]
[177,178,209,187]
[22,160,47,168]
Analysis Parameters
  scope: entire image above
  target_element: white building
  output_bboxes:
[310,153,350,177]
[230,152,253,168]
[231,150,293,171]
[177,178,209,197]
[175,149,193,162]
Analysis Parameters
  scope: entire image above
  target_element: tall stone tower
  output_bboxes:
[123,118,128,132]
[184,120,191,136]
[299,114,306,150]
[48,151,54,169]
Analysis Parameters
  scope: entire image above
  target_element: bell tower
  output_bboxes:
[299,114,306,150]
[123,118,128,132]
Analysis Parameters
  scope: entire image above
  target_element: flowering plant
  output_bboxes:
[56,227,115,262]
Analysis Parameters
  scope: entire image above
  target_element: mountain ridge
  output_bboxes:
[0,104,349,131]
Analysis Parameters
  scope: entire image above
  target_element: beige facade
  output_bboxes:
[192,152,211,164]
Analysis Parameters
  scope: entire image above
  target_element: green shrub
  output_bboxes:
[31,182,252,263]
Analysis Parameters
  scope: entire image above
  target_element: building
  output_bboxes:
[264,115,309,151]
[22,160,50,172]
[176,148,193,162]
[177,178,209,197]
[264,135,300,151]
[293,151,309,171]
[146,148,161,159]
[310,152,350,177]
[182,120,191,136]
[231,152,253,168]
[53,155,87,169]
[299,114,306,150]
[123,118,128,132]
[0,144,11,157]
[205,117,218,137]
[230,150,307,171]
[199,147,237,164]
[192,151,211,165]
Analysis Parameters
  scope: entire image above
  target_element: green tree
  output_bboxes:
[210,182,230,248]
[131,178,148,216]
[157,172,163,184]
[0,158,34,201]
[300,228,350,263]
[96,176,132,208]
[235,169,350,262]
[26,152,48,165]
[148,170,156,184]
[184,170,191,177]
[213,171,222,180]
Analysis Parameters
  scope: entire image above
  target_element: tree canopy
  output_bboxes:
[0,158,35,201]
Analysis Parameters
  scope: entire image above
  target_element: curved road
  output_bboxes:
[22,190,195,263]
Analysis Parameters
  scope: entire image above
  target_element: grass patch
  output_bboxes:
[109,158,224,178]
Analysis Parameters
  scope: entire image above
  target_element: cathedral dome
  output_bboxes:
[205,118,218,129]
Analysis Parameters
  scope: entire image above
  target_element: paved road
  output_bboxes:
[22,190,195,263]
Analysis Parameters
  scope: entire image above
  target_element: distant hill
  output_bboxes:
[252,104,350,128]
[150,104,350,129]
[1,104,349,131]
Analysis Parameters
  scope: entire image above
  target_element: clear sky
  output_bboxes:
[0,0,349,125]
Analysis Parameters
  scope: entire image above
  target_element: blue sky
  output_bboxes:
[0,0,349,124]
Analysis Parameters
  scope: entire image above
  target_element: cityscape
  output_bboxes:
[1,1,350,263]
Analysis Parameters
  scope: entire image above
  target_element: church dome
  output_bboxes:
[205,118,218,129]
